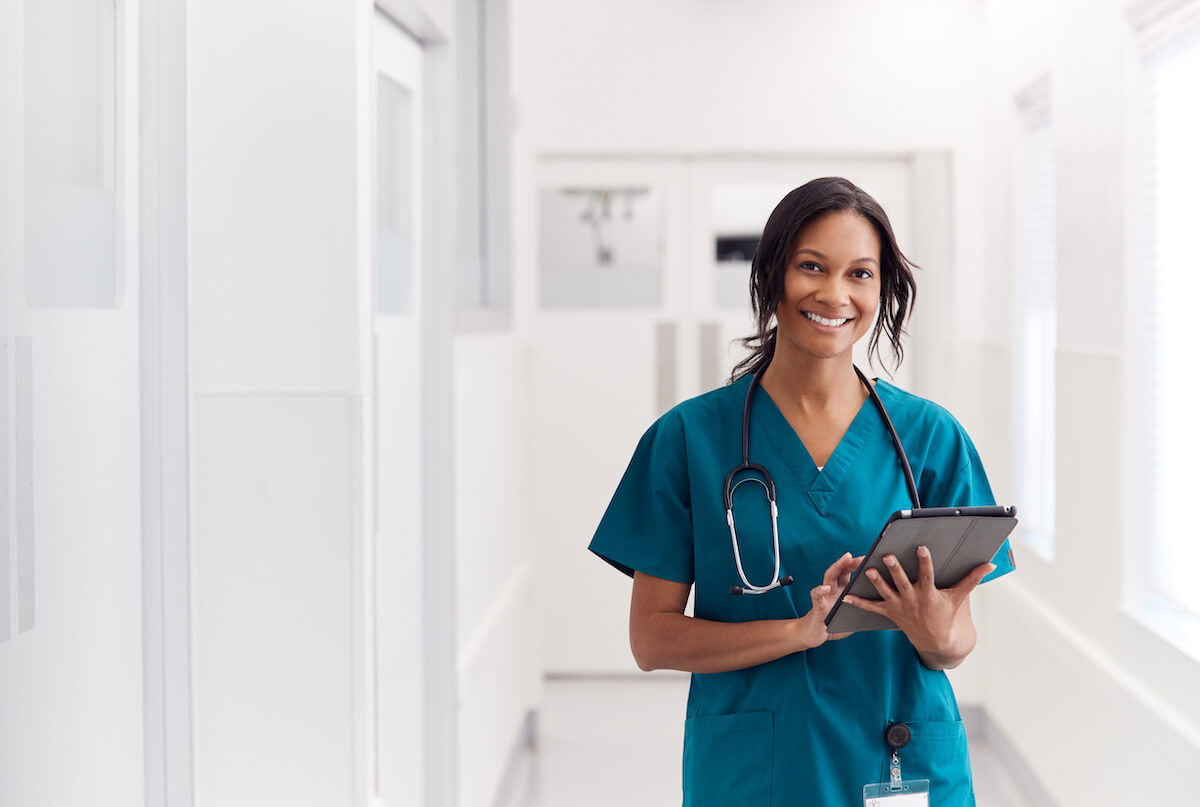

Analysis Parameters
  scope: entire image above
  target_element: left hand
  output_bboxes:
[842,545,994,663]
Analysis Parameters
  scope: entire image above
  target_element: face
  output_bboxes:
[774,210,882,363]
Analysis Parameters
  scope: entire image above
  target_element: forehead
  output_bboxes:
[791,210,880,257]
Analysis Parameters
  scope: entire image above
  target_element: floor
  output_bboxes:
[504,676,1039,807]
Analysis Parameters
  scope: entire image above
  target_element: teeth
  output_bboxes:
[805,312,849,327]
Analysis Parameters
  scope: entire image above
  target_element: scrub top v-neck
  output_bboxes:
[589,374,1015,807]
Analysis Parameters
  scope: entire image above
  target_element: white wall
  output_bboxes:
[0,2,147,804]
[969,0,1200,800]
[188,1,368,803]
[192,396,358,805]
[189,1,363,396]
[454,333,540,807]
[511,0,997,700]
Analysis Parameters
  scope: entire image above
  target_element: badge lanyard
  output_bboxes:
[862,723,930,807]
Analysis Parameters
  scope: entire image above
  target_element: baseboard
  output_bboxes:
[490,709,539,807]
[543,670,690,680]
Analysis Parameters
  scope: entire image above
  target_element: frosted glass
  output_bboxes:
[23,0,119,308]
[376,74,414,315]
[538,187,662,308]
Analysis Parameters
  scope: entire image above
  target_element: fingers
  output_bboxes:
[881,554,914,595]
[842,592,887,614]
[862,566,898,603]
[836,555,864,589]
[916,545,934,589]
[823,552,856,588]
[810,583,834,609]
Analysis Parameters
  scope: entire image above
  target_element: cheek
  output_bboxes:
[862,286,883,318]
[781,274,808,306]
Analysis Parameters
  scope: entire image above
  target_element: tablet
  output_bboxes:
[824,506,1017,633]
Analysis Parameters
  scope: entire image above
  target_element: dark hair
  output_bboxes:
[729,177,919,382]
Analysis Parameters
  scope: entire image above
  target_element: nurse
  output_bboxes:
[589,177,1015,806]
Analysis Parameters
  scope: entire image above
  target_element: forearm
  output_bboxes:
[631,611,821,674]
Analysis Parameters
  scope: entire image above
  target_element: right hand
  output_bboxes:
[797,552,863,649]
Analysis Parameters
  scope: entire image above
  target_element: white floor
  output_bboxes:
[503,676,1040,807]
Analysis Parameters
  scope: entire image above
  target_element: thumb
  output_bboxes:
[949,563,995,600]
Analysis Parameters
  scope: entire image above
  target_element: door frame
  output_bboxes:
[139,0,193,804]
[372,4,459,806]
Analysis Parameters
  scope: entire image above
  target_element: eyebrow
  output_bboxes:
[793,248,879,267]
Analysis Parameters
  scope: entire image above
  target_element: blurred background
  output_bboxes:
[1,0,1198,805]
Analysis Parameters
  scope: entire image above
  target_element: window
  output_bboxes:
[23,0,121,308]
[456,0,512,324]
[1134,16,1200,651]
[377,74,417,315]
[1011,76,1056,561]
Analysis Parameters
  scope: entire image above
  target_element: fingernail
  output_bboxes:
[866,569,879,580]
[918,546,930,557]
[884,555,896,565]
[987,564,996,573]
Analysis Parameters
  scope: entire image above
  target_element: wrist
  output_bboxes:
[929,625,958,656]
[915,627,965,669]
[793,613,822,652]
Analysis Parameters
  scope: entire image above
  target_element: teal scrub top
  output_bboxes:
[589,374,1015,807]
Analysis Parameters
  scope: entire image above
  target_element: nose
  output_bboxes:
[813,273,850,308]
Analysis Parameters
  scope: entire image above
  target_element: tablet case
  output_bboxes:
[824,506,1017,633]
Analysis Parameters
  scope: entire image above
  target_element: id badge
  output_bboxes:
[863,779,929,806]
[863,746,928,807]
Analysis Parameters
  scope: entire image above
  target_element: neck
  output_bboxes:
[760,348,865,414]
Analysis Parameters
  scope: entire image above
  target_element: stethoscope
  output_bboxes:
[723,364,922,595]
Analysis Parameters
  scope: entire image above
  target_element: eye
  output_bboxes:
[798,261,823,272]
[850,268,874,280]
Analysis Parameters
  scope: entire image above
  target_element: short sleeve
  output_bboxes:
[588,415,695,584]
[922,425,1016,584]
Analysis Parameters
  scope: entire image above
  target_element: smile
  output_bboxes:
[804,312,851,327]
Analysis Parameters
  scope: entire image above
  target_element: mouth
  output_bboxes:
[804,312,852,328]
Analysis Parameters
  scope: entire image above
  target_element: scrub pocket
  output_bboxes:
[903,719,974,806]
[682,710,773,807]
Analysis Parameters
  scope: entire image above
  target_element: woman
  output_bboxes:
[588,177,1015,806]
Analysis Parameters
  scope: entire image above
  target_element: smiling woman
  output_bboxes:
[589,177,1014,807]
[732,178,918,383]
[774,210,882,368]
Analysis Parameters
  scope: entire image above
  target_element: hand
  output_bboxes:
[843,545,994,663]
[797,552,863,649]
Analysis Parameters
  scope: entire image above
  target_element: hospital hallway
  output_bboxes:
[5,0,1200,804]
[496,677,1041,807]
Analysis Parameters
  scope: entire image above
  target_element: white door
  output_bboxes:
[1,1,146,805]
[370,13,425,807]
[533,156,917,674]
[531,158,689,673]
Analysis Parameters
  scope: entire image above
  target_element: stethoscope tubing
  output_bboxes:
[724,363,921,595]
